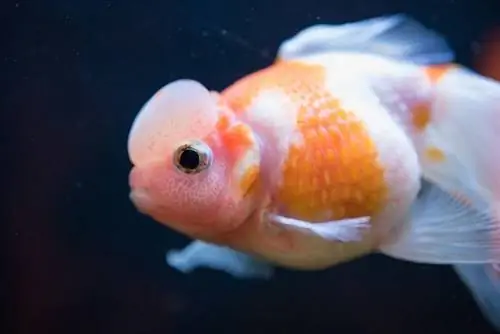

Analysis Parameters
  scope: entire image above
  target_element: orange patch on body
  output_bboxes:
[278,105,388,222]
[221,61,326,113]
[411,103,432,130]
[424,64,457,84]
[411,64,457,132]
[221,60,388,222]
[425,146,446,162]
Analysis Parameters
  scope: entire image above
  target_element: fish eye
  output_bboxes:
[173,140,212,174]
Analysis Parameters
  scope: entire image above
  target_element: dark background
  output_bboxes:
[3,0,500,333]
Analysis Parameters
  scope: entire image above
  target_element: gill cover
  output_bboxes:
[127,79,219,165]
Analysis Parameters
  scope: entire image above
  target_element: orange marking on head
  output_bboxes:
[212,111,255,161]
[425,146,446,162]
[222,123,253,147]
[215,121,254,162]
[239,165,259,196]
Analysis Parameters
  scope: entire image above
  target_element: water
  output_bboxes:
[4,0,499,333]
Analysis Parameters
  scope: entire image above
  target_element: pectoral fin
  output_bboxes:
[268,213,371,242]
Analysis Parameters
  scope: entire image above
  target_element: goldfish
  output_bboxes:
[127,14,500,279]
[453,26,500,331]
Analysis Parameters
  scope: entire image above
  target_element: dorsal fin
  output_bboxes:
[277,14,455,65]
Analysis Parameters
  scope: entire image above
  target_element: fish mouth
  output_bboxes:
[129,165,145,189]
[128,166,153,214]
[129,188,152,214]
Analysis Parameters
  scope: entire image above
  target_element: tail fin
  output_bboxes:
[454,264,500,330]
[379,64,500,264]
[379,179,500,264]
[451,26,500,332]
[276,14,454,64]
[420,67,500,222]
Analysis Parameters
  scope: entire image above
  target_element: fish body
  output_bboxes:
[210,53,424,268]
[128,15,500,274]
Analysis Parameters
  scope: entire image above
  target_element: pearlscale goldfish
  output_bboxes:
[127,15,500,280]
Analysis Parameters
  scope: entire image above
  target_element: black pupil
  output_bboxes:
[179,148,200,170]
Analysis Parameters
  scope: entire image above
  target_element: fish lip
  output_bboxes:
[128,166,143,189]
[129,188,152,214]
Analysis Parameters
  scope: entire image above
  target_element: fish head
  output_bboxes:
[127,79,262,239]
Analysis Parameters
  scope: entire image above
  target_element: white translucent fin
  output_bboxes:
[380,180,500,264]
[419,68,500,222]
[166,240,274,279]
[127,79,218,165]
[454,264,500,330]
[277,14,454,64]
[268,213,370,242]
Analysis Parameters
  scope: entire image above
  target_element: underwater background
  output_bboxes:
[3,0,500,333]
